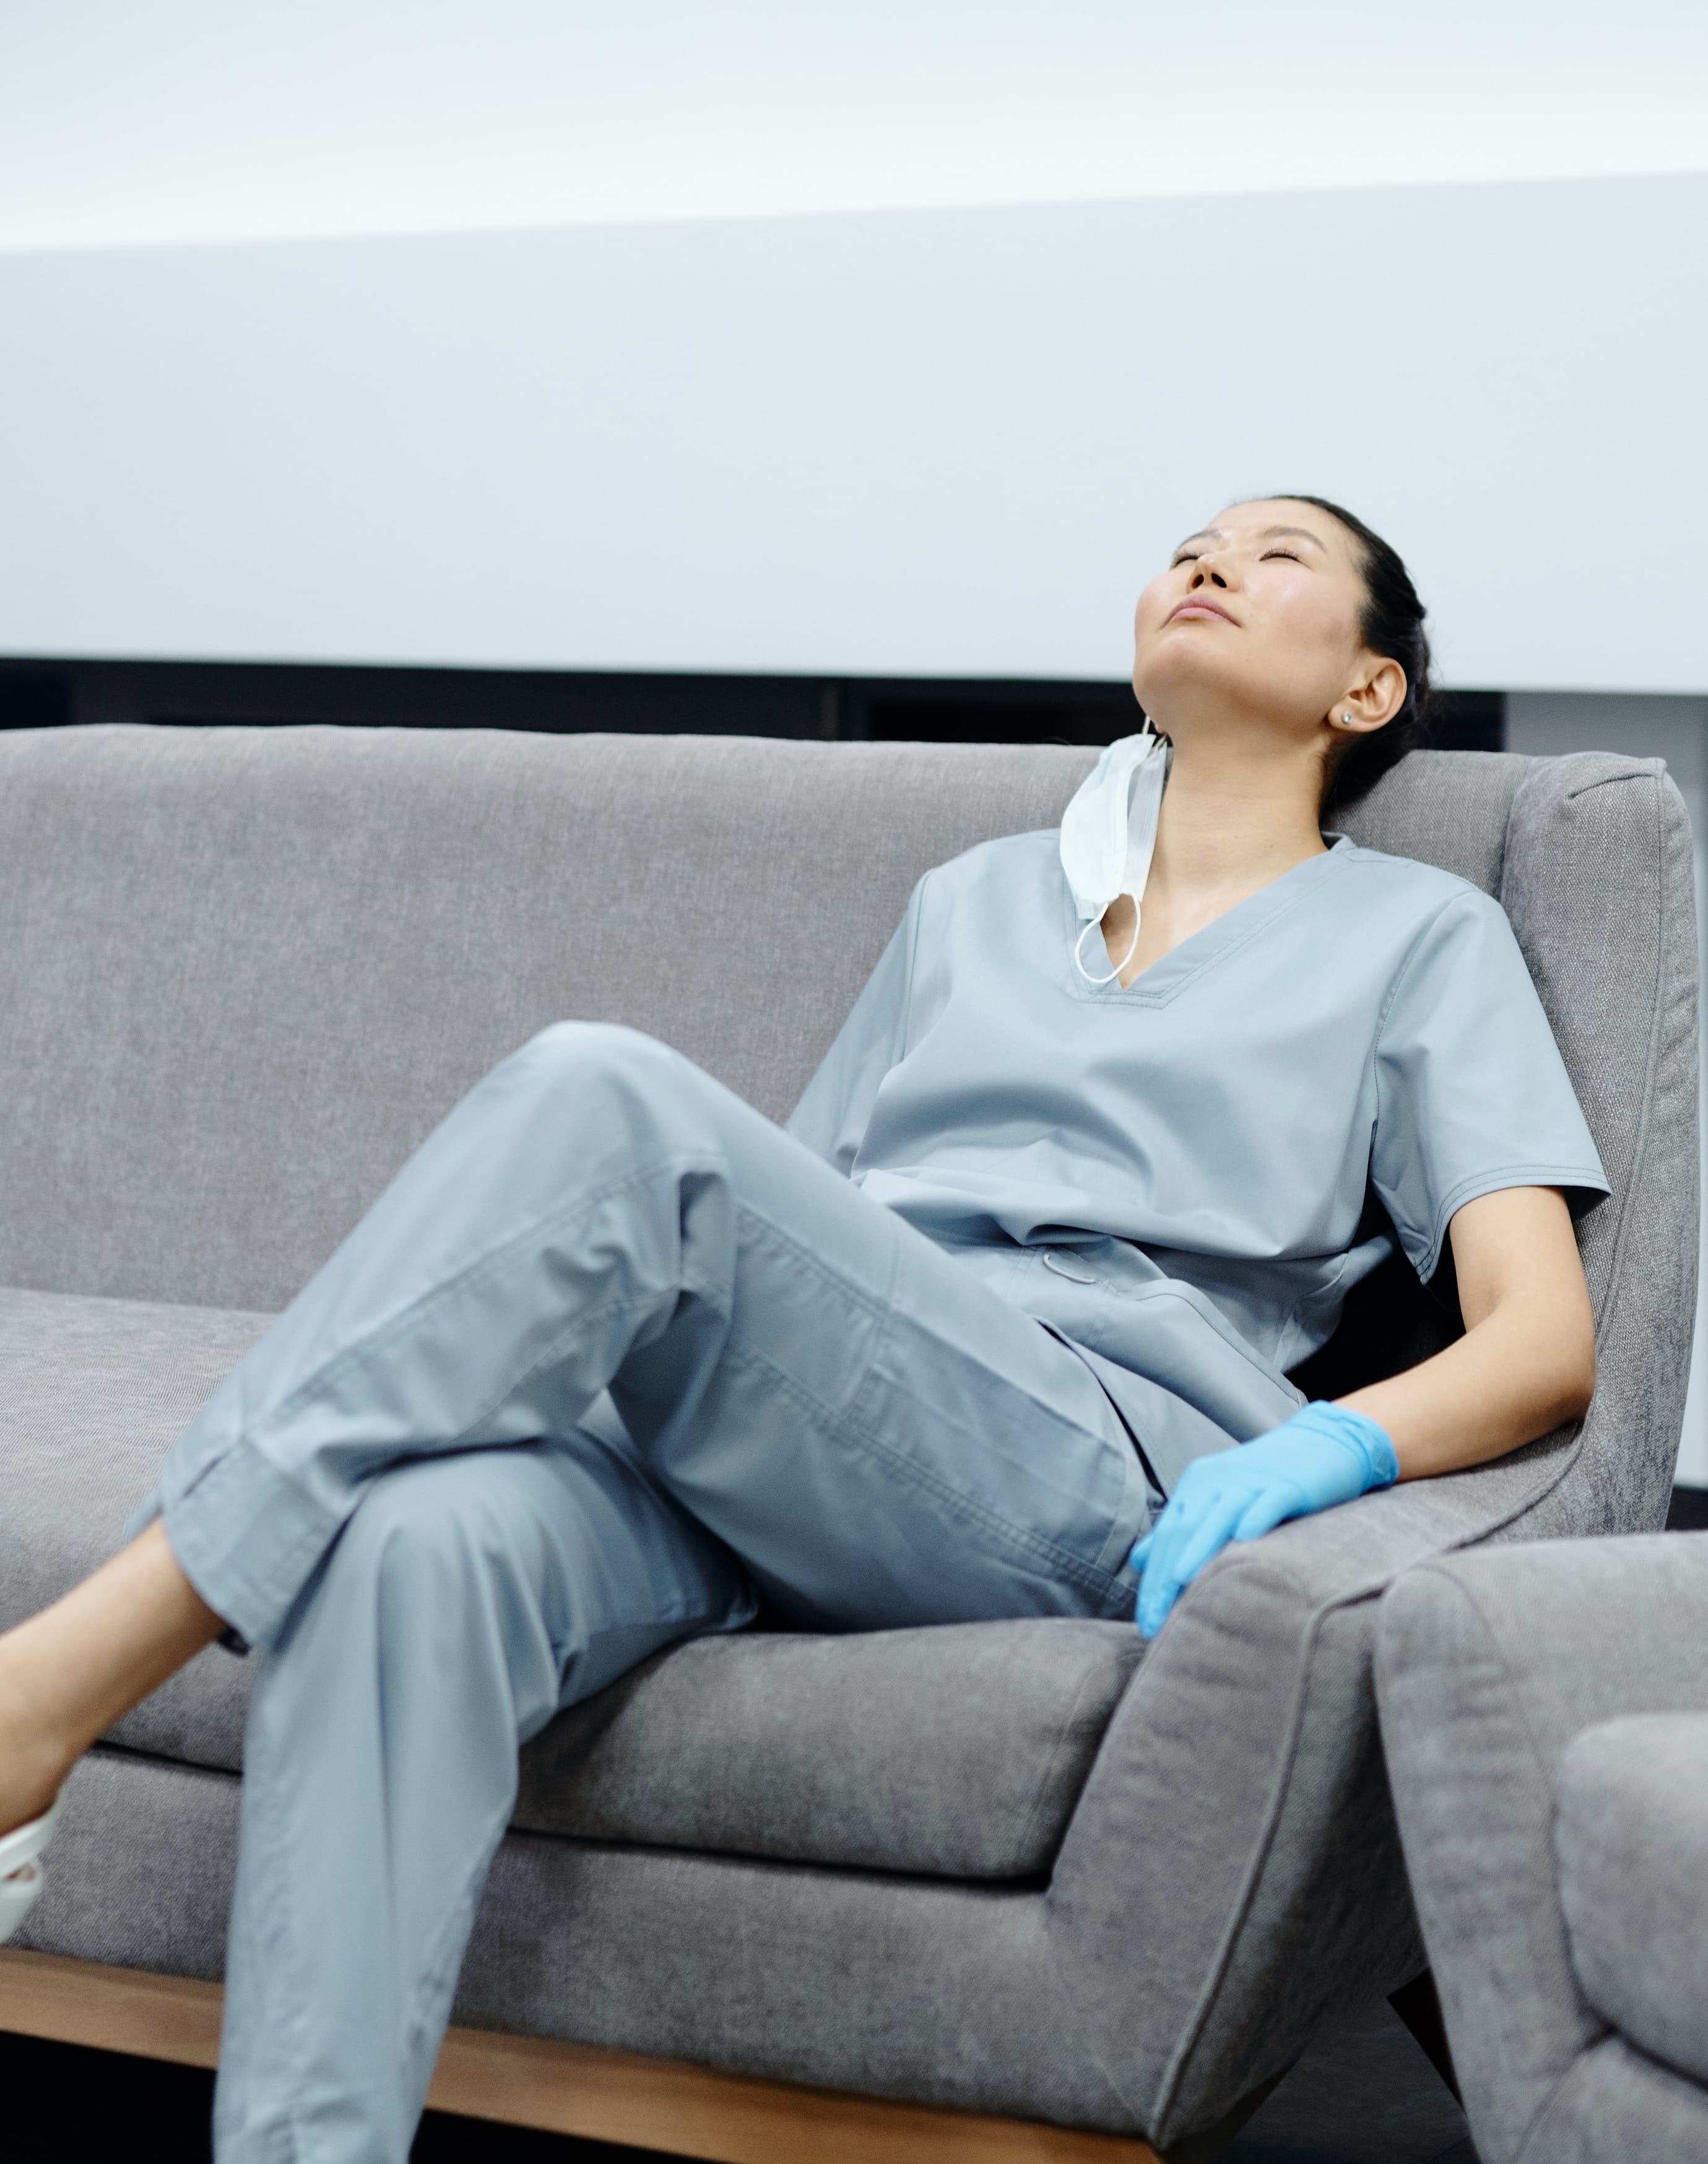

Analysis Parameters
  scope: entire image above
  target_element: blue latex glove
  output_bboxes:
[1130,1401,1398,1638]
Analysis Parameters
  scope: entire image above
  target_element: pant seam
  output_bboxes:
[398,1789,515,2101]
[729,1197,891,1327]
[253,1148,727,1443]
[220,1697,318,2162]
[170,1278,677,1649]
[726,1203,1129,1598]
[727,1203,1125,1593]
[716,1331,1125,1601]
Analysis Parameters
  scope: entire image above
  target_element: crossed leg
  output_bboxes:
[0,1023,1151,2159]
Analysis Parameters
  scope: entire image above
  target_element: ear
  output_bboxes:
[1329,656,1408,736]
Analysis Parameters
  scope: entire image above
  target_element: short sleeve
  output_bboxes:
[1371,888,1610,1281]
[785,880,924,1175]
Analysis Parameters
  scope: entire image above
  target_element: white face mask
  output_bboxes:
[1058,722,1172,985]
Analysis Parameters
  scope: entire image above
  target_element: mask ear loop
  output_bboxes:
[1073,902,1141,987]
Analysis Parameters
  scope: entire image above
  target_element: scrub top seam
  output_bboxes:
[1277,1241,1374,1371]
[1370,891,1467,1047]
[1368,889,1480,1267]
[1370,885,1606,1277]
[1411,1161,1616,1284]
[1089,1276,1306,1406]
[896,868,929,1061]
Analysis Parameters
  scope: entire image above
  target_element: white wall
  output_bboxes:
[1509,696,1708,1483]
[5,3,1706,249]
[2,7,1703,684]
[1,175,1704,685]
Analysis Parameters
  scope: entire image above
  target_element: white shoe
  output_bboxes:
[0,1794,63,1945]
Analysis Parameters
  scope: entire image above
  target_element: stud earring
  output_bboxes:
[1342,711,1354,725]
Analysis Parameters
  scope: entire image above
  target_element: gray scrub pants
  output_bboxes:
[140,1024,1151,2163]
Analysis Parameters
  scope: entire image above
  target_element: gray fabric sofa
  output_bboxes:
[1378,1536,1708,2163]
[0,722,1695,2157]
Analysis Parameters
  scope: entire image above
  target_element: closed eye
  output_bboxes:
[1173,545,1304,568]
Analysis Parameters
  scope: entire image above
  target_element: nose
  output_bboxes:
[1189,555,1231,592]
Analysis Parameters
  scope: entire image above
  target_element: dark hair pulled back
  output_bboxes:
[1280,494,1433,815]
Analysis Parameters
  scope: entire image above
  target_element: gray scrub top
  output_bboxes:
[786,830,1609,1492]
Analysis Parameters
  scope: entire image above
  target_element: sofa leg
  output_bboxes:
[0,1947,1162,2162]
[1389,1970,1462,2103]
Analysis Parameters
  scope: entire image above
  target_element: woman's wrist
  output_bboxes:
[1311,1400,1399,1491]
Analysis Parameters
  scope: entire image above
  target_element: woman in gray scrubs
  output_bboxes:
[0,495,1604,2160]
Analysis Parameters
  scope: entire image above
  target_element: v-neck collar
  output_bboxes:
[1059,836,1355,1008]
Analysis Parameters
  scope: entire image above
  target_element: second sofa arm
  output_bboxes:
[1375,1534,1708,2164]
[1036,1465,1517,2149]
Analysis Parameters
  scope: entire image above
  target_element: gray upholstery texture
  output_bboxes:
[23,1748,1142,2132]
[1515,2033,1708,2164]
[2,727,1696,2150]
[0,725,1101,1310]
[0,1287,269,1771]
[515,1621,1142,1877]
[1557,1712,1708,2087]
[0,1286,1139,1882]
[1540,2038,1708,2164]
[1376,1538,1708,2164]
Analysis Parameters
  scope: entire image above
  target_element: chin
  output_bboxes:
[1134,643,1251,717]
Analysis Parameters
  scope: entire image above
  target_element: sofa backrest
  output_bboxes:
[0,722,1693,1526]
[0,725,1098,1310]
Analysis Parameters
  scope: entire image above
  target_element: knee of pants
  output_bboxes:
[328,1451,563,1666]
[272,1453,571,1790]
[508,1022,720,1147]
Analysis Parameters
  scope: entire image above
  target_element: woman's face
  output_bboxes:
[1130,498,1396,742]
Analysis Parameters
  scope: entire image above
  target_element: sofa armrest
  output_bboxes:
[1556,1711,1708,2089]
[1038,1450,1595,2149]
[1017,752,1696,2151]
[1374,1534,1708,2164]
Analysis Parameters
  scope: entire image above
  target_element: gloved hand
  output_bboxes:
[1130,1401,1398,1638]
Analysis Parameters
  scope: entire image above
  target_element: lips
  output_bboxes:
[1166,599,1237,626]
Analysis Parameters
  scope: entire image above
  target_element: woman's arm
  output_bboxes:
[1131,1185,1597,1636]
[1342,1185,1595,1477]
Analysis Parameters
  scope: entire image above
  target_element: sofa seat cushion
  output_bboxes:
[0,1286,275,1770]
[1556,1712,1708,2085]
[514,1614,1141,1877]
[1,1286,1143,1880]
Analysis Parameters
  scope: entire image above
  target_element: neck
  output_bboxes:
[1145,724,1327,909]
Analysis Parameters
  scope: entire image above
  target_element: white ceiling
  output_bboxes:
[2,1,1706,252]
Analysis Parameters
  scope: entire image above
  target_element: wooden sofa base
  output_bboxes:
[0,1948,1161,2163]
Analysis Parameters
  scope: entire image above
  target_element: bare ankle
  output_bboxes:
[0,1523,225,1837]
[0,1653,75,1834]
